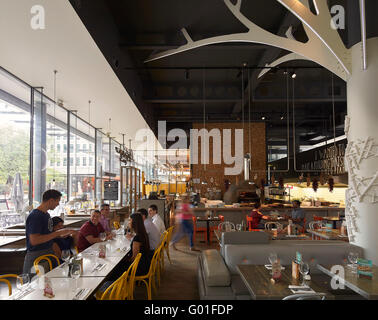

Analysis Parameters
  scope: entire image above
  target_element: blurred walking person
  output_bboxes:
[170,194,199,251]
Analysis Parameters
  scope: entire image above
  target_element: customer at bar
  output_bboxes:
[77,210,113,252]
[290,200,305,229]
[248,202,265,229]
[23,189,76,275]
[137,208,160,251]
[51,216,77,261]
[148,204,166,235]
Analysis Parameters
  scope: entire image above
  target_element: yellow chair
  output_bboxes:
[126,253,143,300]
[158,231,168,270]
[133,245,163,300]
[156,231,169,287]
[33,254,60,275]
[0,274,20,296]
[100,253,142,300]
[164,226,174,264]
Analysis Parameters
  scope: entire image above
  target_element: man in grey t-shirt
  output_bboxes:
[291,200,305,229]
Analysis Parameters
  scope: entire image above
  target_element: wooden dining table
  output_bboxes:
[237,264,335,300]
[7,234,131,300]
[307,228,348,241]
[317,264,378,300]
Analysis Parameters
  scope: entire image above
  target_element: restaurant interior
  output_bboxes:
[0,0,378,303]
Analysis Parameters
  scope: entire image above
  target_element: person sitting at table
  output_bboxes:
[290,200,305,230]
[148,204,166,235]
[279,201,306,235]
[137,208,160,251]
[51,217,78,261]
[99,203,112,233]
[248,202,265,229]
[107,213,152,283]
[124,213,152,275]
[77,210,113,252]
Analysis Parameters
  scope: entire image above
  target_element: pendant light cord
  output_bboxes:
[331,73,336,149]
[53,70,57,182]
[202,68,206,172]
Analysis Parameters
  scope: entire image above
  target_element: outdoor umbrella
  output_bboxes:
[11,172,24,213]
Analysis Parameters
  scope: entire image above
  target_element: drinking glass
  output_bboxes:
[299,262,310,285]
[70,264,82,293]
[348,252,359,273]
[99,232,107,242]
[268,253,278,265]
[16,274,30,295]
[61,250,71,264]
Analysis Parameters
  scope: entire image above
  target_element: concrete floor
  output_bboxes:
[133,231,219,300]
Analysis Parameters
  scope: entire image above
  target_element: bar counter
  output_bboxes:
[193,206,344,228]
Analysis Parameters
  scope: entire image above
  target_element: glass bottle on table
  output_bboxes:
[70,263,82,294]
[287,220,293,235]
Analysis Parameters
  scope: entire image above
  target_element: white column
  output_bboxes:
[346,37,378,263]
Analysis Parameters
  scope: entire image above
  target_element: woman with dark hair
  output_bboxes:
[124,213,152,276]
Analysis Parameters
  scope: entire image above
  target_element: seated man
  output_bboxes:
[148,204,166,235]
[99,203,111,233]
[248,202,266,229]
[137,208,160,251]
[279,200,306,235]
[77,210,113,252]
[290,200,305,230]
[51,217,77,261]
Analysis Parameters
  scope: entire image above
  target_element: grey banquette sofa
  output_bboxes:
[197,231,364,300]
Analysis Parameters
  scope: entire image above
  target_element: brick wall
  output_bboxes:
[191,122,266,195]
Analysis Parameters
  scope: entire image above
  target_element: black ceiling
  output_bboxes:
[69,0,366,156]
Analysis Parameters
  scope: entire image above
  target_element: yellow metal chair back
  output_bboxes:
[33,254,60,275]
[134,245,163,300]
[0,274,20,296]
[126,253,142,300]
[100,272,126,300]
[100,253,142,300]
[164,226,174,264]
[157,231,169,286]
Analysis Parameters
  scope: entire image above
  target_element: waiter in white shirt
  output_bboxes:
[148,204,166,235]
[137,208,160,250]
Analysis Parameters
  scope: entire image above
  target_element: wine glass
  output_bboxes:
[16,274,30,297]
[268,253,278,265]
[70,264,82,294]
[99,232,107,242]
[61,250,71,264]
[299,262,310,286]
[348,252,359,273]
